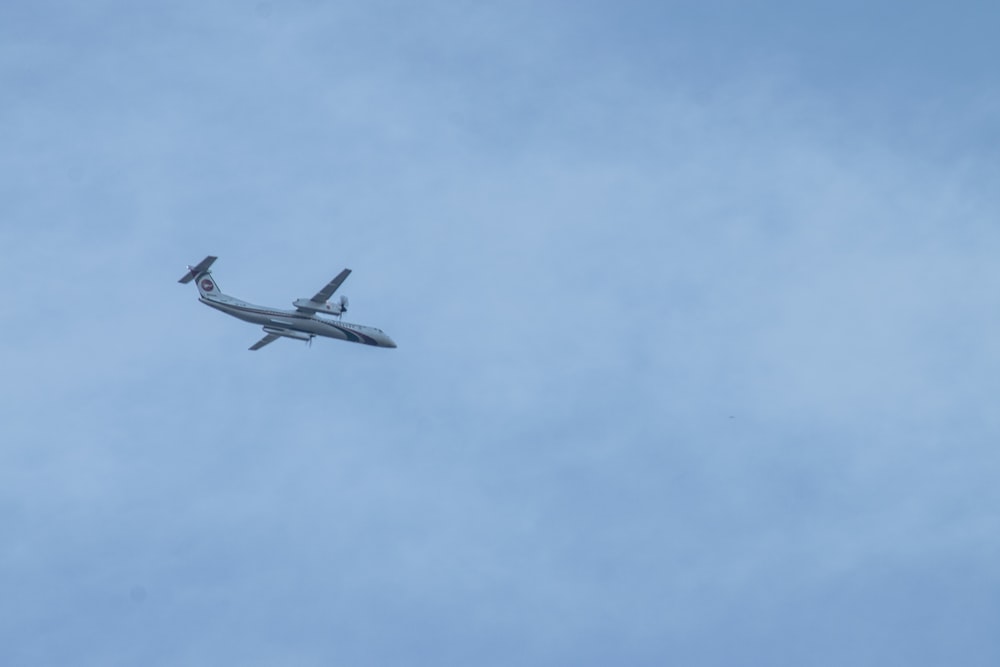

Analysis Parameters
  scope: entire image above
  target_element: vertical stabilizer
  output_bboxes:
[178,256,222,297]
[194,272,221,297]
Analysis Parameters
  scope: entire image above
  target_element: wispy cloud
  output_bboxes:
[3,1,1000,665]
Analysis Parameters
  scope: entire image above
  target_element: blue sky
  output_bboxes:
[3,1,1000,665]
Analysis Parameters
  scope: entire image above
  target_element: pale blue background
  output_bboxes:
[3,2,1000,665]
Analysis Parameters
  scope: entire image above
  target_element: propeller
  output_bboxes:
[337,294,349,318]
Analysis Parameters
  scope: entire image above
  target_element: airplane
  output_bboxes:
[178,256,397,350]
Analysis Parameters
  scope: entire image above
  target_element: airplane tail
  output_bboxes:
[178,256,222,297]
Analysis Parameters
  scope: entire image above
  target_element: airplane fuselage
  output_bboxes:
[200,293,397,348]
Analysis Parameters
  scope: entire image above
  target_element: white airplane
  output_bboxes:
[179,256,397,350]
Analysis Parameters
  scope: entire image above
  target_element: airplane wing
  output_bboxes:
[249,333,281,351]
[310,268,351,303]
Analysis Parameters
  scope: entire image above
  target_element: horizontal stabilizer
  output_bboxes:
[178,256,218,283]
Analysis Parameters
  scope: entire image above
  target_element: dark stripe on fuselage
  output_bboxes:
[200,297,379,346]
[325,322,377,345]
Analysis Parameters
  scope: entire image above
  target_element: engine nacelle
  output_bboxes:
[292,298,345,315]
[263,326,313,342]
